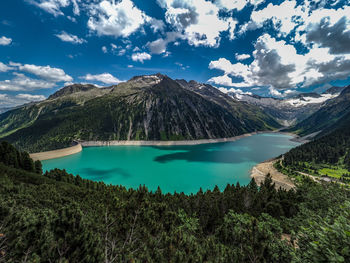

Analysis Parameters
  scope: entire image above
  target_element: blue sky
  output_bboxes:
[0,0,350,107]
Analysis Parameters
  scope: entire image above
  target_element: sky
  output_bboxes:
[0,0,350,107]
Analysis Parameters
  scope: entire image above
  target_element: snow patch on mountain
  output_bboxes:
[285,93,340,107]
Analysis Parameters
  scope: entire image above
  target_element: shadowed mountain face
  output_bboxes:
[286,85,350,137]
[0,74,280,152]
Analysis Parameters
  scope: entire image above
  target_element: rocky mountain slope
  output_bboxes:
[227,87,342,126]
[0,74,280,152]
[285,85,350,137]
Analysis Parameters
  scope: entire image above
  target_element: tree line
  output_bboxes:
[0,142,349,262]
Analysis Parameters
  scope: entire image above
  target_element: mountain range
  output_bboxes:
[227,87,344,126]
[0,74,280,152]
[0,73,349,153]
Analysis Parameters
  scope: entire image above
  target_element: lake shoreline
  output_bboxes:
[30,130,299,161]
[250,159,295,190]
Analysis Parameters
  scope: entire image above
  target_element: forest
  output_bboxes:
[282,115,350,175]
[0,141,350,262]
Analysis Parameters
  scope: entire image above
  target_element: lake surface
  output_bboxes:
[42,133,300,194]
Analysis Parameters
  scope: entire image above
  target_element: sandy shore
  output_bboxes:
[250,159,295,190]
[30,143,82,161]
[80,132,259,147]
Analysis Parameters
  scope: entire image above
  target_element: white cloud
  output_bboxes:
[217,86,252,95]
[0,36,12,46]
[111,43,118,50]
[82,73,122,84]
[29,0,70,17]
[118,49,126,56]
[18,63,73,82]
[72,0,80,15]
[131,52,151,63]
[235,53,251,61]
[208,33,350,89]
[16,93,46,101]
[0,93,46,108]
[0,62,72,92]
[147,32,181,54]
[28,0,83,17]
[158,0,237,47]
[208,74,235,87]
[87,0,153,38]
[102,46,108,53]
[55,31,86,44]
[269,87,297,98]
[0,62,11,72]
[215,0,248,11]
[214,0,265,11]
[0,73,57,91]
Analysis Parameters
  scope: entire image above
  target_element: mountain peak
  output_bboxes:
[129,73,167,83]
[48,84,97,99]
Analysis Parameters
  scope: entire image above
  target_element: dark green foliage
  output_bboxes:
[283,110,350,172]
[0,141,36,173]
[0,143,349,262]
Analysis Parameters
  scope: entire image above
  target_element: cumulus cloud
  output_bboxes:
[242,0,305,36]
[28,0,71,17]
[235,53,251,61]
[208,33,350,89]
[208,74,237,87]
[102,46,107,53]
[157,0,237,47]
[269,87,297,98]
[0,93,46,108]
[17,63,73,82]
[0,36,12,46]
[131,52,151,63]
[217,86,252,95]
[0,62,11,72]
[147,32,181,54]
[15,93,46,101]
[87,0,160,38]
[82,73,122,84]
[305,15,350,54]
[55,31,86,44]
[0,62,73,92]
[0,73,57,91]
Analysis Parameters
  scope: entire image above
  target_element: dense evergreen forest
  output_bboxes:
[0,141,350,262]
[282,112,350,177]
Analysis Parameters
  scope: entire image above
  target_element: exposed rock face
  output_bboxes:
[286,85,350,137]
[0,74,280,152]
[227,87,342,126]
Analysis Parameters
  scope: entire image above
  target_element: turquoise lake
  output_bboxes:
[42,133,300,194]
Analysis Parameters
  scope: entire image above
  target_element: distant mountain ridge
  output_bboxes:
[0,74,280,152]
[285,85,350,137]
[227,86,342,126]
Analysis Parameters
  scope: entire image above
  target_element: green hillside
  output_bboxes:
[0,75,280,152]
[282,110,350,183]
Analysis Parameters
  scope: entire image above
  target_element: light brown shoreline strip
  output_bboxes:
[80,133,257,147]
[250,159,295,190]
[30,143,82,161]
